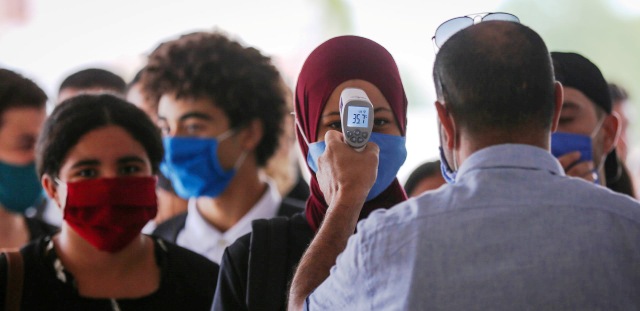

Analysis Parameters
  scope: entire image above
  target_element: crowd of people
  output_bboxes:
[1,12,640,310]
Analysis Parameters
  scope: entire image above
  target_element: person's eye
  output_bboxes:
[558,116,574,124]
[373,118,390,127]
[184,123,206,135]
[17,136,36,152]
[328,121,342,131]
[77,169,98,178]
[119,165,142,175]
[157,122,170,136]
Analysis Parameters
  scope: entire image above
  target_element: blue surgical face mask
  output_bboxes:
[437,120,458,184]
[0,160,45,213]
[551,119,604,184]
[160,130,246,199]
[306,132,407,201]
[439,146,457,184]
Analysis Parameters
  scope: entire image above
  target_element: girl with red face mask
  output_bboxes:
[0,94,218,310]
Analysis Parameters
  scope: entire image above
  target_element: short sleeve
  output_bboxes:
[305,219,375,310]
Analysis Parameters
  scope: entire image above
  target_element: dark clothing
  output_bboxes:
[284,173,310,202]
[0,235,219,310]
[24,216,58,241]
[212,212,314,311]
[605,150,635,198]
[153,198,304,243]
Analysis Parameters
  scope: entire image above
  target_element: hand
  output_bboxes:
[557,151,596,182]
[316,130,379,210]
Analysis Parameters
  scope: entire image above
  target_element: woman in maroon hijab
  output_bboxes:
[212,35,409,311]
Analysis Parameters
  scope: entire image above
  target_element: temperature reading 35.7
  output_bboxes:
[340,87,374,151]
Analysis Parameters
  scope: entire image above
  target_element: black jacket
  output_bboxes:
[212,212,314,311]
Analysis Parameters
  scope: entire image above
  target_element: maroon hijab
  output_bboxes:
[294,35,408,232]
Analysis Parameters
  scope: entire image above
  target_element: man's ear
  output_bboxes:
[435,100,455,149]
[550,81,564,133]
[42,174,62,208]
[602,111,621,155]
[239,119,264,151]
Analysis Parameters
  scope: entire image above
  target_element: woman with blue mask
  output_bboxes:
[0,68,57,250]
[213,35,409,311]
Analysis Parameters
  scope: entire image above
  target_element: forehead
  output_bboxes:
[561,87,599,115]
[63,126,147,162]
[0,107,46,131]
[158,94,226,117]
[323,79,389,111]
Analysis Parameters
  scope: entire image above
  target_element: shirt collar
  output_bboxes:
[179,177,281,261]
[456,144,564,181]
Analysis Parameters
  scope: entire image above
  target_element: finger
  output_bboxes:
[364,141,380,156]
[557,151,581,169]
[324,130,344,144]
[565,161,595,181]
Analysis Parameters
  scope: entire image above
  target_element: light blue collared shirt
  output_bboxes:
[306,144,640,310]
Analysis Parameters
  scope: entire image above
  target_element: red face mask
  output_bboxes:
[61,177,157,253]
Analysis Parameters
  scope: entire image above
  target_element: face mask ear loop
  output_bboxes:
[233,150,248,171]
[54,177,67,210]
[452,126,459,171]
[216,128,236,142]
[590,116,606,139]
[293,113,311,146]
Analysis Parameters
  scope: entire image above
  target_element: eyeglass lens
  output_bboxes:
[434,13,520,48]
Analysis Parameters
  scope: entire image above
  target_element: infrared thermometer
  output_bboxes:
[340,88,374,151]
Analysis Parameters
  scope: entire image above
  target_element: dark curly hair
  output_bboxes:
[36,94,164,178]
[141,30,285,167]
[0,68,47,125]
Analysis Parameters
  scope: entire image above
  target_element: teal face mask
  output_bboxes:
[0,160,45,213]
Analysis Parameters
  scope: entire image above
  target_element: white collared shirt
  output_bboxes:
[176,177,281,264]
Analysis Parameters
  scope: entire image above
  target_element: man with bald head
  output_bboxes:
[288,17,640,310]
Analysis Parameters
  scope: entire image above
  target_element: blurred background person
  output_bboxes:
[0,68,57,250]
[403,159,446,198]
[550,52,622,190]
[262,77,310,202]
[126,67,189,233]
[57,67,126,104]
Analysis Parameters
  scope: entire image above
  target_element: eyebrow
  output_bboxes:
[70,159,100,169]
[157,111,213,123]
[179,111,213,122]
[321,107,394,119]
[69,156,147,169]
[118,156,147,165]
[561,101,580,111]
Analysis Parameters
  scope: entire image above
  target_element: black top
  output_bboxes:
[212,212,315,311]
[0,235,219,310]
[284,173,310,202]
[24,216,58,241]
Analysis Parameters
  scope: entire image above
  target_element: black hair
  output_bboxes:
[141,30,285,167]
[0,68,47,126]
[58,68,126,95]
[404,159,442,195]
[433,21,555,137]
[609,83,629,103]
[36,94,163,178]
[127,67,145,93]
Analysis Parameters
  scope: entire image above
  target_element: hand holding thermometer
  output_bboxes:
[340,87,374,151]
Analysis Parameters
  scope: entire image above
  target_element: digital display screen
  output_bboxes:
[347,106,369,128]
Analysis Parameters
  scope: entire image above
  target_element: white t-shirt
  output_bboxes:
[176,178,281,264]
